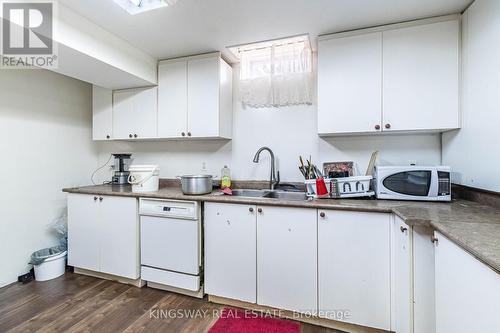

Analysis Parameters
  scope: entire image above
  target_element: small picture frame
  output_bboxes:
[323,161,354,178]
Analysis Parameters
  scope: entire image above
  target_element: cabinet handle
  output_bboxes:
[106,135,110,139]
[375,125,381,130]
[257,208,263,213]
[99,197,103,202]
[385,123,391,129]
[400,226,408,233]
[181,132,186,137]
[431,236,439,244]
[187,132,192,137]
[249,207,254,212]
[94,196,98,201]
[129,134,133,138]
[319,212,326,218]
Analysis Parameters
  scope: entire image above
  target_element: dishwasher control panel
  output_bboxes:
[139,198,199,220]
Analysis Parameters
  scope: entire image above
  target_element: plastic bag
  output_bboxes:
[30,245,66,265]
[52,211,68,250]
[29,211,68,265]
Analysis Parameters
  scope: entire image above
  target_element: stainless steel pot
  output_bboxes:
[177,175,214,195]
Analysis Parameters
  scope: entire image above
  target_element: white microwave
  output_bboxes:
[374,166,451,201]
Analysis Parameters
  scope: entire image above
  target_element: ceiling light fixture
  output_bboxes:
[113,0,178,15]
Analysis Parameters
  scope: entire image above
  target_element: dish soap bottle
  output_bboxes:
[221,165,231,189]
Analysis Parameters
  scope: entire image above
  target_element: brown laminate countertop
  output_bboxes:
[63,184,500,275]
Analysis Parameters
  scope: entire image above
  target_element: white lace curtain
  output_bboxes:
[239,40,313,108]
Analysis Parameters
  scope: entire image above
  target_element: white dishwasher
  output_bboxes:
[139,198,203,297]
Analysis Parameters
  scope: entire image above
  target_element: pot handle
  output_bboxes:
[176,176,182,180]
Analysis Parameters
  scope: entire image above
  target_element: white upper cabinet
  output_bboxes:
[92,85,113,140]
[112,87,158,140]
[158,60,188,138]
[318,16,460,136]
[318,32,382,135]
[158,52,233,139]
[383,20,460,132]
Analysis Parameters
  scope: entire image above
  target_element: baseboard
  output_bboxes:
[74,268,145,287]
[207,295,393,333]
[147,281,204,298]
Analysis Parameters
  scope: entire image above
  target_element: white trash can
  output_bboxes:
[31,248,67,281]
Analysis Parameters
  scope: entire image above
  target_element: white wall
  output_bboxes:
[443,0,500,192]
[95,64,441,183]
[0,69,97,287]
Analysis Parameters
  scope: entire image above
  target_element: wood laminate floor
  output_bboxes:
[0,273,343,333]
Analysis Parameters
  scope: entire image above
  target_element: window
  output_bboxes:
[232,36,313,108]
[112,0,178,15]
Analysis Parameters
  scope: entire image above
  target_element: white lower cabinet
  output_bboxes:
[434,232,500,333]
[394,217,436,333]
[318,210,391,330]
[67,194,139,279]
[257,206,317,313]
[394,217,412,333]
[204,203,257,303]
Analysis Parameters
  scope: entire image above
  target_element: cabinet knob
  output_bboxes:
[134,134,138,138]
[385,123,391,129]
[400,226,408,233]
[94,196,98,201]
[99,197,103,202]
[181,132,186,137]
[375,125,381,130]
[106,135,110,139]
[187,132,192,137]
[257,208,263,213]
[129,134,133,138]
[431,236,439,244]
[319,212,326,218]
[249,207,254,212]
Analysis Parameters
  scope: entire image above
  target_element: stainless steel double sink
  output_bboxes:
[231,189,309,201]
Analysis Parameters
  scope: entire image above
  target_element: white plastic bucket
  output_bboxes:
[128,165,160,192]
[34,251,67,281]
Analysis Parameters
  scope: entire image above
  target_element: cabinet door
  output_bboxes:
[413,226,436,333]
[99,196,139,279]
[187,56,219,138]
[113,88,157,139]
[204,203,257,303]
[92,85,113,140]
[394,216,412,333]
[318,210,391,330]
[257,206,317,313]
[67,194,100,272]
[434,232,500,333]
[318,32,382,135]
[112,89,136,139]
[133,87,158,138]
[158,61,188,138]
[383,20,460,131]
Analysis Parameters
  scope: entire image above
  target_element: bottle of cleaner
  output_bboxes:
[221,165,231,189]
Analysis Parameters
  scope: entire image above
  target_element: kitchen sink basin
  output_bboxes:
[263,191,309,201]
[231,189,270,198]
[230,189,309,201]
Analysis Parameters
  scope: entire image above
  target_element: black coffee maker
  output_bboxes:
[112,154,132,185]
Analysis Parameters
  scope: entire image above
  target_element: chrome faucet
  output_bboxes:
[253,146,280,190]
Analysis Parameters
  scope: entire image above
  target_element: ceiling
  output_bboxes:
[59,0,473,61]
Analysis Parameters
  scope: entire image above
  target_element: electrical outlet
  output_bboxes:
[201,162,208,172]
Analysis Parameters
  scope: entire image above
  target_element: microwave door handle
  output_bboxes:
[428,169,438,197]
